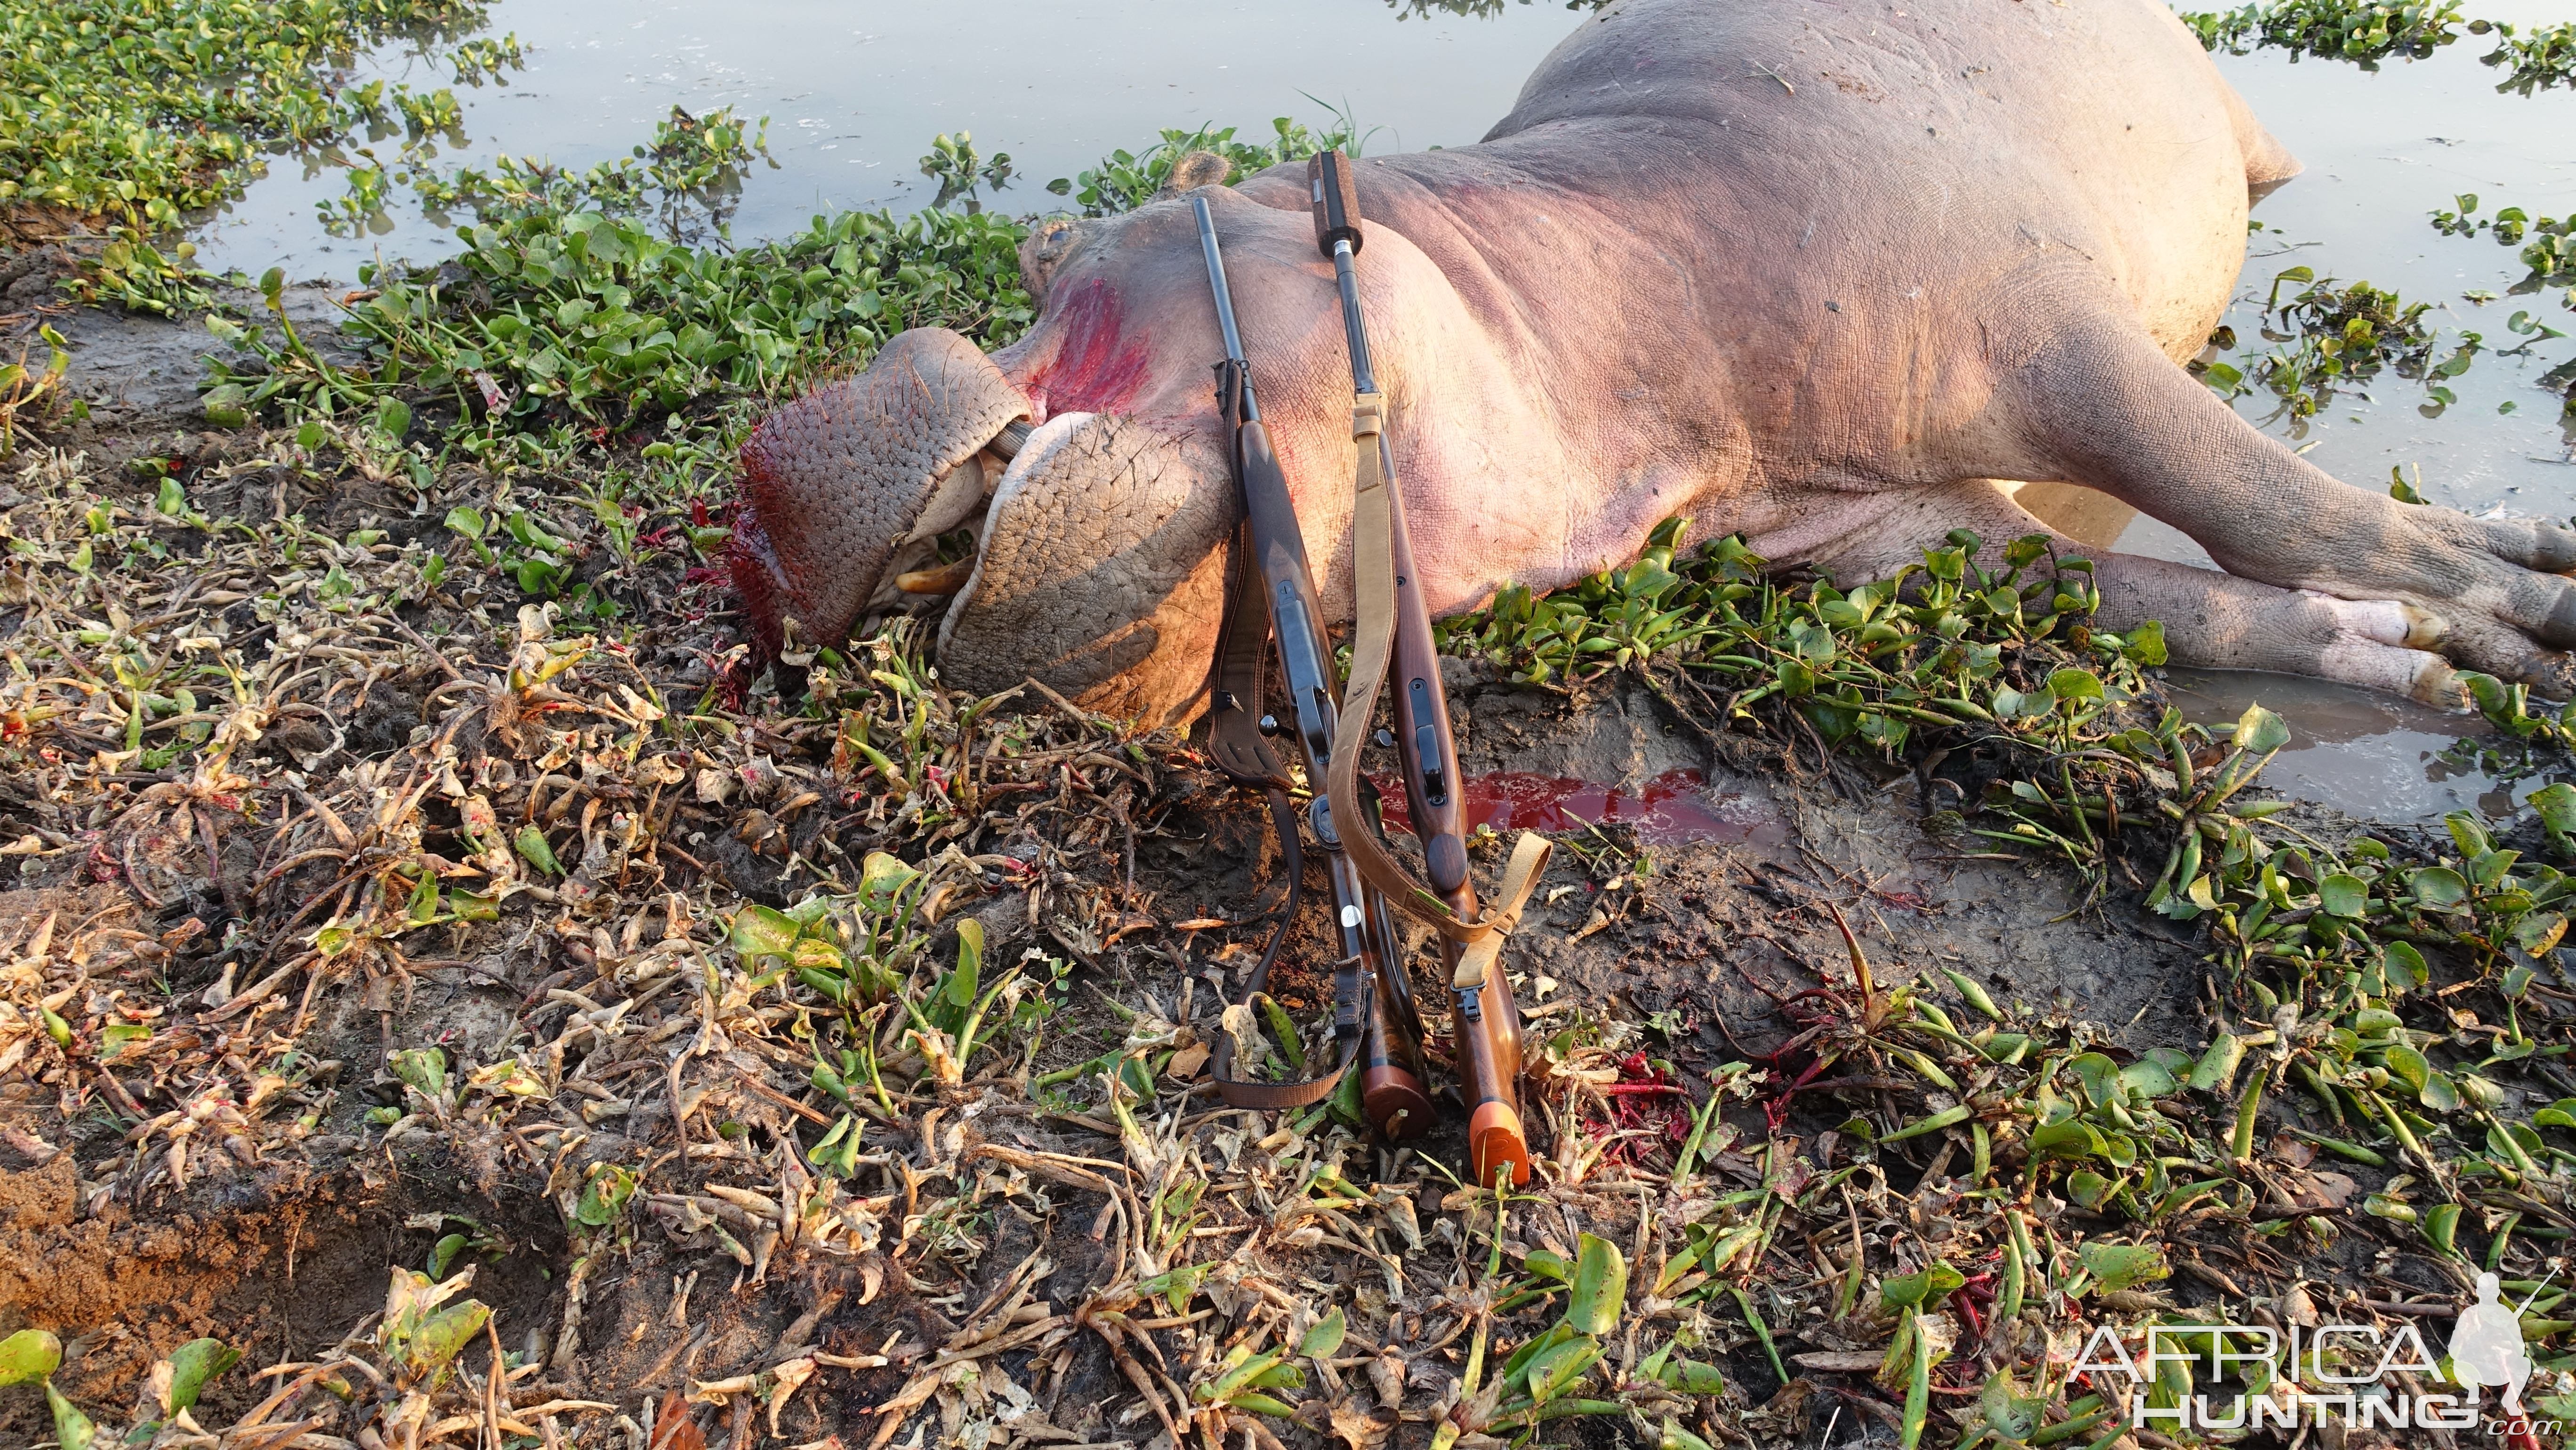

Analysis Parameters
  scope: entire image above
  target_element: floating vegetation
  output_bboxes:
[2181,2,2576,89]
[2472,17,2576,92]
[2430,195,2576,413]
[2178,0,2467,64]
[0,0,508,314]
[917,130,1017,215]
[2189,266,2479,416]
[1044,114,1370,217]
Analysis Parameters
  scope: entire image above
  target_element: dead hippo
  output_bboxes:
[730,0,2576,724]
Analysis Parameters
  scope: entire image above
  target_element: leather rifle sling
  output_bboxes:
[1201,370,1368,1111]
[1321,395,1553,994]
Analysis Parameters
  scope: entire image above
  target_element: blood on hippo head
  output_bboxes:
[1017,279,1153,423]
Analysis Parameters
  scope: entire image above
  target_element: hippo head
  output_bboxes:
[731,182,1385,725]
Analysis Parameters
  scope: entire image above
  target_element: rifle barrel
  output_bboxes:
[1329,241,1377,395]
[1192,196,1256,420]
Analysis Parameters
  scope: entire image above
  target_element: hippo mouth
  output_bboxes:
[730,328,1236,722]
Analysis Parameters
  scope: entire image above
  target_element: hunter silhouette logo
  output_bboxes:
[2448,1271,2544,1416]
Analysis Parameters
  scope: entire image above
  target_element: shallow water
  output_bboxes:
[191,0,1580,280]
[2118,1,2576,574]
[181,0,2576,820]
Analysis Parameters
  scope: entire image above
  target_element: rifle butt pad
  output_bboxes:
[1363,1066,1435,1141]
[1469,1099,1531,1189]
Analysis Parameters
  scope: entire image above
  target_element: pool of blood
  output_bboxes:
[1368,768,1776,848]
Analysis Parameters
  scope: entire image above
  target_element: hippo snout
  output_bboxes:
[729,328,1030,659]
[733,333,1237,724]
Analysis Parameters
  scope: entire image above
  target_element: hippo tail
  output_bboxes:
[2218,81,2302,199]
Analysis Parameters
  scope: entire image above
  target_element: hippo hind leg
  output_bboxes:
[1808,479,2465,706]
[1992,312,2576,699]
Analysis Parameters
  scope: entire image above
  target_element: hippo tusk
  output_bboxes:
[894,557,977,596]
[886,422,1031,599]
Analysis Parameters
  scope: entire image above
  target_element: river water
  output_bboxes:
[185,0,2576,822]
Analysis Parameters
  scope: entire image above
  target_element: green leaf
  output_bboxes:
[2384,1043,2431,1096]
[1228,1392,1298,1418]
[2424,1202,2464,1258]
[2420,1070,2460,1114]
[1136,1262,1211,1316]
[2122,619,2168,666]
[2079,1242,2168,1293]
[1566,1233,1628,1336]
[100,1021,150,1063]
[1522,1248,1571,1281]
[2187,1031,2246,1093]
[401,1300,491,1381]
[729,903,803,959]
[163,1337,241,1411]
[575,1163,636,1226]
[2047,668,2104,703]
[2408,866,2470,910]
[2382,940,2429,991]
[2516,911,2567,956]
[1881,1261,1966,1311]
[2233,702,2290,755]
[1658,1357,1728,1396]
[805,1113,863,1178]
[389,1046,448,1099]
[201,382,250,429]
[2066,1053,2121,1107]
[1878,1104,1972,1144]
[378,397,412,439]
[430,1232,468,1280]
[513,824,562,876]
[2027,1118,2107,1160]
[857,850,921,910]
[1979,1373,2045,1442]
[1298,1308,1346,1358]
[2117,1060,2180,1100]
[2318,873,2368,918]
[1523,1333,1602,1405]
[47,1382,96,1450]
[2535,781,2576,841]
[0,1328,62,1385]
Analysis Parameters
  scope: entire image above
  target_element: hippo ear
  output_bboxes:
[732,328,1027,657]
[1156,150,1232,198]
[937,413,1236,725]
[1019,217,1086,302]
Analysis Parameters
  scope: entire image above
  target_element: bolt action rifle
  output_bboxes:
[1306,150,1554,1189]
[1191,193,1435,1133]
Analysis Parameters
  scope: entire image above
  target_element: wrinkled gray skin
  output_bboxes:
[732,0,2576,725]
